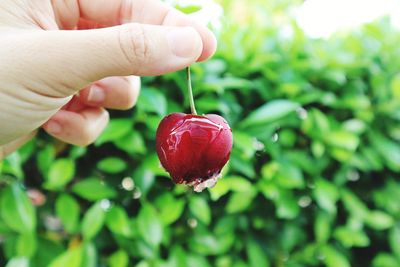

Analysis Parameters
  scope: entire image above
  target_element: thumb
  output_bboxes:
[0,131,37,159]
[30,24,203,96]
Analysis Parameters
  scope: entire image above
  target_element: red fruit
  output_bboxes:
[156,112,233,192]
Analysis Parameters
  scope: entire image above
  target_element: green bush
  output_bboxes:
[1,2,400,267]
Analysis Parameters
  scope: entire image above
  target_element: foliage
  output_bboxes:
[1,2,400,267]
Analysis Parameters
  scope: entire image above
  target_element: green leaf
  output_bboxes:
[186,254,212,267]
[391,74,400,100]
[246,239,270,267]
[32,238,64,267]
[276,163,305,189]
[189,197,211,225]
[1,182,36,233]
[211,77,254,91]
[389,226,400,257]
[261,161,283,181]
[137,88,167,116]
[5,257,29,267]
[189,231,234,256]
[155,194,186,225]
[108,250,129,267]
[17,140,35,163]
[48,246,83,267]
[343,119,367,134]
[106,205,132,237]
[132,166,155,196]
[175,4,202,14]
[228,176,254,192]
[2,153,24,179]
[16,233,37,258]
[232,261,249,267]
[168,246,187,267]
[134,261,151,267]
[80,243,97,267]
[302,108,330,136]
[72,178,116,201]
[321,245,350,267]
[282,224,304,252]
[81,202,106,241]
[115,132,146,155]
[45,159,75,190]
[56,194,80,233]
[226,191,256,214]
[240,100,300,127]
[333,227,370,247]
[315,212,332,243]
[135,240,155,260]
[215,256,233,267]
[144,115,162,133]
[275,190,300,219]
[233,131,257,158]
[324,130,360,151]
[370,132,400,171]
[230,153,256,178]
[365,211,394,230]
[313,179,339,214]
[3,235,17,259]
[196,97,229,114]
[209,178,231,201]
[37,145,55,176]
[0,219,11,233]
[69,146,87,160]
[95,119,132,146]
[341,190,368,219]
[373,253,400,267]
[137,204,163,247]
[97,157,127,174]
[143,153,168,176]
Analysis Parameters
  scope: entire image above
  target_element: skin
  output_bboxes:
[0,0,217,159]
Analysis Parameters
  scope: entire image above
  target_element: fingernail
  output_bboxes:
[167,27,202,58]
[46,121,62,134]
[88,85,105,103]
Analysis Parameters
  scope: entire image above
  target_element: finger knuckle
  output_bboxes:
[118,24,152,73]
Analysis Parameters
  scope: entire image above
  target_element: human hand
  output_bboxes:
[0,0,216,158]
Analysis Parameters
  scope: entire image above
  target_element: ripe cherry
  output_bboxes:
[156,112,233,192]
[155,67,233,192]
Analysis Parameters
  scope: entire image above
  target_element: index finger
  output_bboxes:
[53,0,217,61]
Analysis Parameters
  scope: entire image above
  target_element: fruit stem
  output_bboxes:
[186,66,197,115]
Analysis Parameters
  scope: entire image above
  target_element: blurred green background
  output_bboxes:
[1,0,400,266]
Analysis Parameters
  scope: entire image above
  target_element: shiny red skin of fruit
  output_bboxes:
[156,113,233,185]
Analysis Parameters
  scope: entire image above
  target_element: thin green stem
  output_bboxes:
[186,66,197,115]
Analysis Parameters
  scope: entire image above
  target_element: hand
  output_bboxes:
[0,0,216,158]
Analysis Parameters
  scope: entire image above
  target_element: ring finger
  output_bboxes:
[79,75,141,110]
